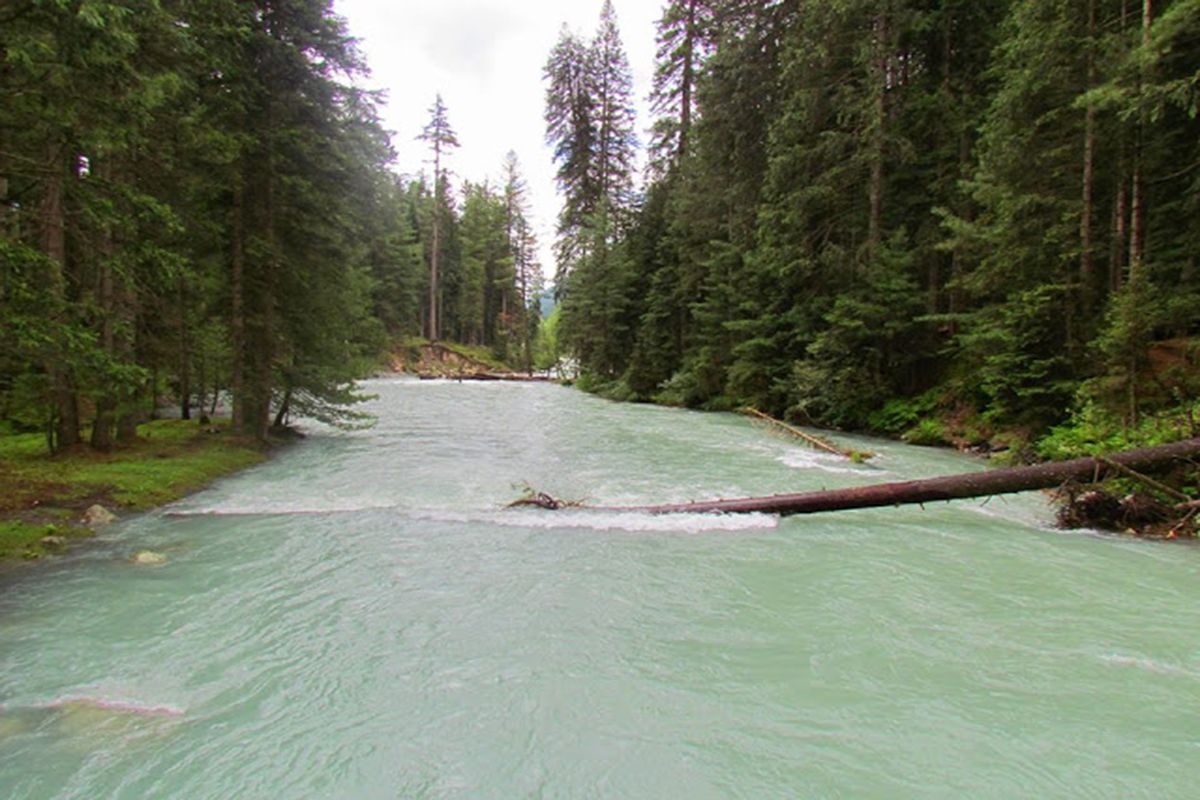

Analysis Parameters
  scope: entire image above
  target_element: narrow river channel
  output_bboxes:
[2,379,1198,798]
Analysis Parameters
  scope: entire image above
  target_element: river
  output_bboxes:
[1,379,1198,798]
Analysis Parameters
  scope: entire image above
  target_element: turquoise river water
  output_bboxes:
[1,379,1198,798]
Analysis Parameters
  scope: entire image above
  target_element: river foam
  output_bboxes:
[410,508,779,533]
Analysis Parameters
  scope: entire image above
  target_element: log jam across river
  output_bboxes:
[2,379,1198,798]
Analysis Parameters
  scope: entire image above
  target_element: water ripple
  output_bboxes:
[2,381,1199,798]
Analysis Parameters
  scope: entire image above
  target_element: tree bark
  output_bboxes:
[1111,177,1128,292]
[230,177,246,433]
[1110,0,1131,294]
[40,142,80,450]
[867,9,889,255]
[178,276,191,421]
[430,152,441,341]
[91,198,117,451]
[1128,0,1153,284]
[549,439,1200,518]
[114,243,140,443]
[740,408,865,460]
[253,130,279,442]
[272,385,292,429]
[1080,0,1098,314]
[677,0,697,162]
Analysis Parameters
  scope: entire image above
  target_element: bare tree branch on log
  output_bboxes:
[739,408,872,461]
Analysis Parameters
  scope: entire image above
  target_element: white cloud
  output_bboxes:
[334,0,661,283]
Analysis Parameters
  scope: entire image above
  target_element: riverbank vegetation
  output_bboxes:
[545,1,1200,469]
[0,420,265,561]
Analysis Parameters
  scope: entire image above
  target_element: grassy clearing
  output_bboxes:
[0,419,267,562]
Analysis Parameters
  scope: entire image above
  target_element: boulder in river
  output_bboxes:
[82,505,117,527]
[131,551,167,566]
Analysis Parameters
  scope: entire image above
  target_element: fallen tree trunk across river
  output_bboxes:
[515,438,1200,517]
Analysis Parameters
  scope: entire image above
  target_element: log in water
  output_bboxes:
[1,379,1198,797]
[590,438,1200,516]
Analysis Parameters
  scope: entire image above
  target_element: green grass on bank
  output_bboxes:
[0,521,92,563]
[0,419,268,562]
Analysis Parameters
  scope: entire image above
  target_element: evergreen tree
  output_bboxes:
[544,1,638,289]
[418,94,460,341]
[544,25,597,281]
[648,0,714,174]
[589,0,638,217]
[502,151,542,372]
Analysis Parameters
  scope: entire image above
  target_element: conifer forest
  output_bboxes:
[549,0,1199,456]
[3,0,1199,456]
[1,0,541,448]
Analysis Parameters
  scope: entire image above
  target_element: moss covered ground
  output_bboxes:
[0,420,267,562]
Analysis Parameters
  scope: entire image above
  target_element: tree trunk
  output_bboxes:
[272,385,292,429]
[1129,163,1145,284]
[178,276,192,421]
[1080,0,1098,314]
[1110,0,1131,294]
[90,212,117,451]
[254,138,279,442]
[554,439,1200,518]
[39,143,80,450]
[230,177,246,432]
[1111,178,1128,292]
[114,243,140,443]
[677,0,697,162]
[1128,0,1153,285]
[931,9,954,316]
[867,9,889,255]
[430,149,441,342]
[195,348,207,422]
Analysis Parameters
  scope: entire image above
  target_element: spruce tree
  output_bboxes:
[503,152,542,371]
[589,0,638,218]
[544,26,597,281]
[418,94,460,342]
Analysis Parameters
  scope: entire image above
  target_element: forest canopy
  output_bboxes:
[547,0,1200,451]
[3,0,1198,456]
[0,0,542,449]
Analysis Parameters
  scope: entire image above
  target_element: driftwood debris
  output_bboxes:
[1095,456,1191,503]
[739,408,870,461]
[517,438,1200,518]
[418,372,556,382]
[507,486,583,510]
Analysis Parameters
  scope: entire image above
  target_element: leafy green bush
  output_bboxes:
[868,390,943,435]
[901,418,951,447]
[1037,398,1200,461]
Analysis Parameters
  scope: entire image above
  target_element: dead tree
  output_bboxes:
[518,439,1200,518]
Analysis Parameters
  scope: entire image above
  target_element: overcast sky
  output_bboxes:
[333,0,662,283]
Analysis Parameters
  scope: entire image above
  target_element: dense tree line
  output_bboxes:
[1,0,541,450]
[549,0,1200,445]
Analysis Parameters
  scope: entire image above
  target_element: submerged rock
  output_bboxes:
[131,551,167,566]
[82,505,116,527]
